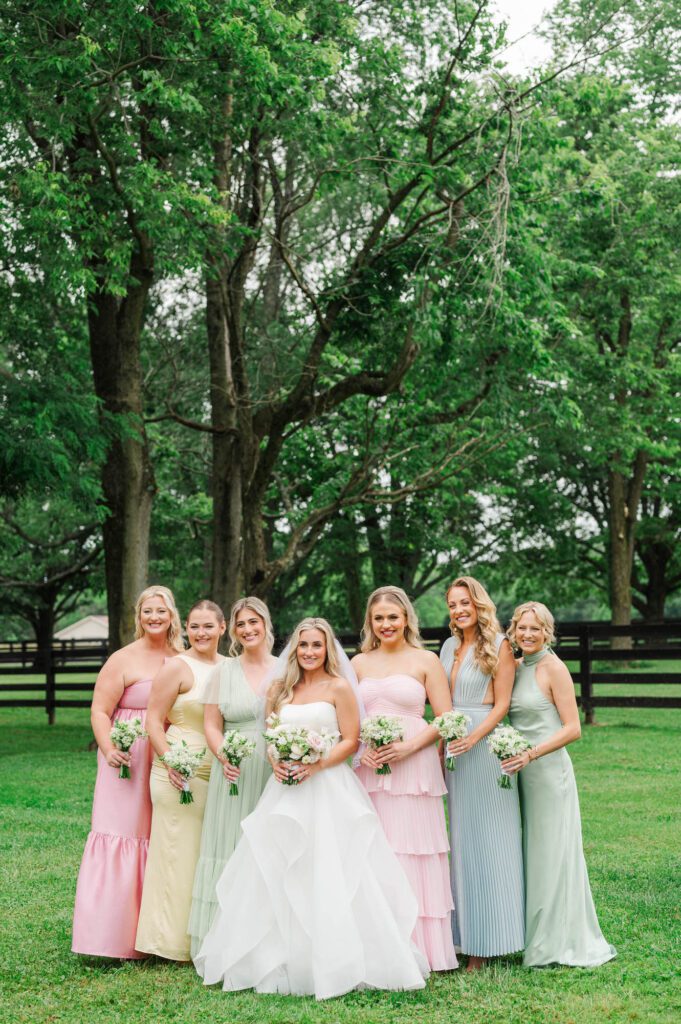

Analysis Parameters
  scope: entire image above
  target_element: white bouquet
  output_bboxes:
[219,730,257,796]
[433,710,472,771]
[359,715,405,776]
[110,717,147,779]
[161,739,207,804]
[487,725,532,790]
[264,714,339,786]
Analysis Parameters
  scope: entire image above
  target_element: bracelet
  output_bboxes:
[528,747,540,762]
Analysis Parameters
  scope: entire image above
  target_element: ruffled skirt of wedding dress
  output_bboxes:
[194,762,429,1000]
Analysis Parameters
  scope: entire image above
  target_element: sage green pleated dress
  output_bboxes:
[509,649,616,967]
[188,658,271,958]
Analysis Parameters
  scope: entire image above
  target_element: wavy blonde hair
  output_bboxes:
[446,576,501,676]
[507,601,556,649]
[360,586,423,653]
[228,597,274,657]
[269,617,341,715]
[134,585,184,652]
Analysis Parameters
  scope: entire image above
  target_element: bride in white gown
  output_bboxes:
[193,617,428,1000]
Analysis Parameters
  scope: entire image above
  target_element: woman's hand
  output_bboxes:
[288,760,323,784]
[272,759,293,784]
[104,747,131,770]
[447,735,477,757]
[166,767,187,792]
[501,750,531,775]
[375,739,414,766]
[220,758,241,783]
[359,748,384,770]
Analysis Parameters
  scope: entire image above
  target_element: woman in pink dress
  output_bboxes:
[353,585,458,971]
[72,585,184,958]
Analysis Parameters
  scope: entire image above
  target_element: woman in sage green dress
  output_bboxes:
[503,601,616,968]
[188,597,276,958]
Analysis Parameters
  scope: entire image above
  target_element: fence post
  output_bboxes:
[45,644,56,726]
[579,624,594,725]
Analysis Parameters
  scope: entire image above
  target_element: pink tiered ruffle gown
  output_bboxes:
[72,679,153,958]
[356,674,458,971]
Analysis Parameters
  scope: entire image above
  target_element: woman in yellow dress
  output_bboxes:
[135,600,225,960]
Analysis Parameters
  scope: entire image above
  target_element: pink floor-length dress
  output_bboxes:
[72,679,153,958]
[356,674,458,971]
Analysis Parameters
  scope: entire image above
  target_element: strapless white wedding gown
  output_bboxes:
[194,701,428,999]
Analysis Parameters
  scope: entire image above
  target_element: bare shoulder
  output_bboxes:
[330,675,354,700]
[417,648,441,668]
[542,652,573,686]
[350,651,369,674]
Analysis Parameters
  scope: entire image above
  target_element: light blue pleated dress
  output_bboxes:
[440,633,525,957]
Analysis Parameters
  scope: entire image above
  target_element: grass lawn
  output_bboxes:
[1,703,680,1024]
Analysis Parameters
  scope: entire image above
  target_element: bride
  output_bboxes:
[194,617,428,999]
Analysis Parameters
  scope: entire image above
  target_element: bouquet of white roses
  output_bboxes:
[433,710,472,771]
[161,739,206,804]
[487,725,532,790]
[110,717,147,779]
[264,714,339,785]
[219,730,257,796]
[359,715,405,775]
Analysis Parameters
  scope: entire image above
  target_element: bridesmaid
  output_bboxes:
[72,585,184,958]
[439,576,524,968]
[188,597,276,957]
[502,601,616,967]
[135,599,226,961]
[353,585,458,972]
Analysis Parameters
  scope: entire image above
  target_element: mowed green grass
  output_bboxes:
[1,704,680,1024]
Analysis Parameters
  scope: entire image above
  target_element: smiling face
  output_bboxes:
[186,609,225,653]
[370,599,407,646]
[138,597,171,639]
[296,628,327,673]
[515,610,546,655]
[234,607,265,651]
[447,586,479,632]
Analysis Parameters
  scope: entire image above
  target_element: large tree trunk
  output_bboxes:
[207,273,243,611]
[88,250,155,652]
[607,452,647,649]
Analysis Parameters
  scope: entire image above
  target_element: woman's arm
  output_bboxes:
[90,653,128,768]
[203,702,241,783]
[146,661,189,790]
[503,657,581,774]
[447,640,516,756]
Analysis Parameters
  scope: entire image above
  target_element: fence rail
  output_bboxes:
[1,623,680,724]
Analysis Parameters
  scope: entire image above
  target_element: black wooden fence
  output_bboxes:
[2,621,681,725]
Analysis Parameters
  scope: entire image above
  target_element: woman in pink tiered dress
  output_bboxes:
[353,586,458,971]
[72,586,184,958]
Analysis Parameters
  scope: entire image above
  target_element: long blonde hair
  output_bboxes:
[228,597,274,657]
[360,585,423,653]
[134,585,184,652]
[507,601,556,649]
[269,617,341,715]
[446,576,501,676]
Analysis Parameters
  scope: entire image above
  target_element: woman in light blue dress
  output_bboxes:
[502,602,616,967]
[440,576,524,968]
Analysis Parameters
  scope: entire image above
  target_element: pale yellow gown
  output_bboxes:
[135,654,219,960]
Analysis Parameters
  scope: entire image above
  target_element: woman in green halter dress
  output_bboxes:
[188,598,276,958]
[503,602,616,968]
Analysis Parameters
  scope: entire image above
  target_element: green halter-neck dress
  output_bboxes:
[509,649,616,967]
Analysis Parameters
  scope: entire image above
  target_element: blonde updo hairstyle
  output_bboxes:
[446,576,501,676]
[228,597,274,657]
[269,617,341,715]
[360,585,424,653]
[134,585,184,652]
[507,601,556,649]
